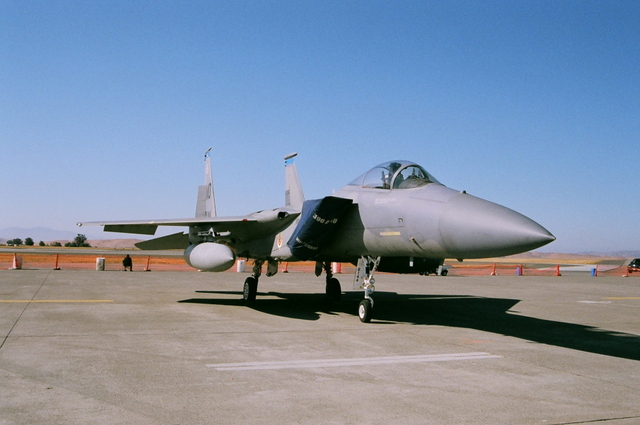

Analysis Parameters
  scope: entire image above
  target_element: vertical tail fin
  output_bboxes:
[271,153,305,259]
[284,153,304,209]
[195,148,216,218]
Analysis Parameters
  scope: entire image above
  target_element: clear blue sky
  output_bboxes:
[2,1,639,253]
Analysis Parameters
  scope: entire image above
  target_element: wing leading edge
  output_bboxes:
[77,207,300,244]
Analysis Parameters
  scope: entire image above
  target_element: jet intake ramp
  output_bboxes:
[287,196,353,260]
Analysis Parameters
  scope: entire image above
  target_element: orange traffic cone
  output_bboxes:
[283,262,289,273]
[144,255,151,271]
[10,253,22,270]
[555,264,561,276]
[490,263,497,276]
[54,254,61,270]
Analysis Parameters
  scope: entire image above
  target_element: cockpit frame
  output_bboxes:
[348,160,440,190]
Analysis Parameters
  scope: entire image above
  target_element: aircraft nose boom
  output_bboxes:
[439,193,555,258]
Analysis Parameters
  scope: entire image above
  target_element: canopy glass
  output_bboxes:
[348,160,440,189]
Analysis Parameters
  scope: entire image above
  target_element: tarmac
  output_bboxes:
[1,269,639,425]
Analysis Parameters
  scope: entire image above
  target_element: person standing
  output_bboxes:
[123,254,133,271]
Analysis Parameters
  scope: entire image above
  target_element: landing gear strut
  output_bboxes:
[355,257,380,323]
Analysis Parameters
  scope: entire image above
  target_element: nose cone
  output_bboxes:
[439,193,555,259]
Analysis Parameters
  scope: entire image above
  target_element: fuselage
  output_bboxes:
[317,160,554,261]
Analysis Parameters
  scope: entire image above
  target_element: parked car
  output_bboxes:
[628,258,640,274]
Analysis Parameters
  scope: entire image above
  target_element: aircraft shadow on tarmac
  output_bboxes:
[180,290,640,361]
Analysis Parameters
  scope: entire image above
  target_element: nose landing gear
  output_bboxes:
[355,257,380,323]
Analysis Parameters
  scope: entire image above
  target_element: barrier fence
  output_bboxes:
[446,263,633,277]
[0,252,636,277]
[0,253,193,272]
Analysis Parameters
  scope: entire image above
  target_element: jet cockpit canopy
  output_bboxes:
[348,160,441,190]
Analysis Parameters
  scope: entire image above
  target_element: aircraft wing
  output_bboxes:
[79,216,260,236]
[77,207,300,244]
[134,232,190,250]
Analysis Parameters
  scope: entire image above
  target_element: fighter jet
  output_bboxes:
[78,150,555,322]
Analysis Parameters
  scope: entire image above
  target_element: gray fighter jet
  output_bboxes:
[78,151,554,322]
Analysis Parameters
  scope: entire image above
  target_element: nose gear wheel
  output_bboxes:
[358,299,372,323]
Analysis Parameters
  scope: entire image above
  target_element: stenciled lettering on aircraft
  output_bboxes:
[375,198,398,205]
[312,214,339,225]
[295,237,319,251]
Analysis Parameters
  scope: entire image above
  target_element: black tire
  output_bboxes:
[440,269,448,276]
[243,277,258,302]
[325,278,342,301]
[358,299,372,323]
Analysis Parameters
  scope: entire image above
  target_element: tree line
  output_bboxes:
[2,234,91,248]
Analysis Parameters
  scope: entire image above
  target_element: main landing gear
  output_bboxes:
[242,276,258,302]
[355,256,380,323]
[316,261,342,302]
[243,259,343,304]
[243,258,380,324]
[242,259,278,303]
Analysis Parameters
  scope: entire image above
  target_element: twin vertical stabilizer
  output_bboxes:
[195,148,216,218]
[196,150,304,220]
[284,152,304,209]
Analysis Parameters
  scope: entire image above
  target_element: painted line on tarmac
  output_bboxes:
[207,352,501,371]
[578,301,612,304]
[604,297,640,300]
[0,300,114,303]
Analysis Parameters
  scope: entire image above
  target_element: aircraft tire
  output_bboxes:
[358,299,372,323]
[243,277,258,302]
[326,278,342,301]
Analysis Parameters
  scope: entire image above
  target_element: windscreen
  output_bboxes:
[349,161,439,189]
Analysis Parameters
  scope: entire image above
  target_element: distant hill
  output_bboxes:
[87,239,144,249]
[579,251,640,259]
[509,251,640,260]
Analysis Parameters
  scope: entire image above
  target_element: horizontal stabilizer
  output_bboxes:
[135,232,189,250]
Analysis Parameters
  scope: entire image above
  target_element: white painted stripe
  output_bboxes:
[578,301,612,304]
[0,300,114,303]
[207,352,500,371]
